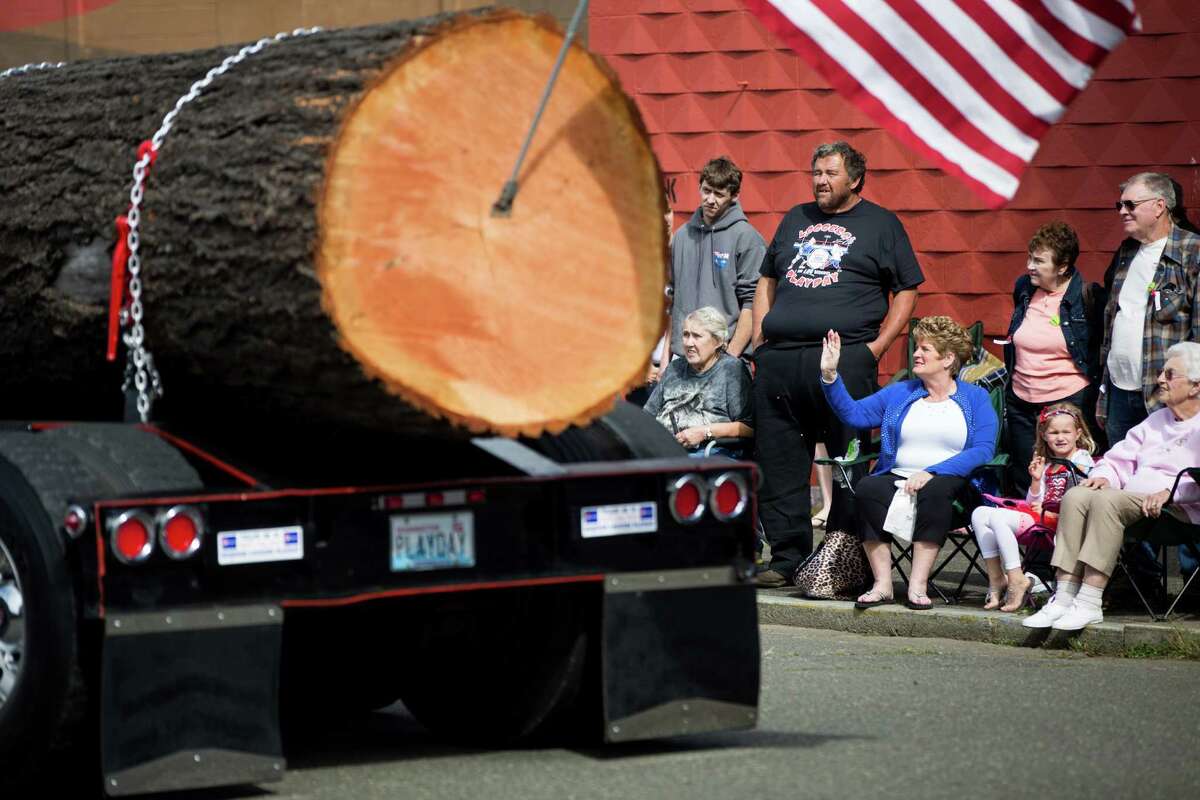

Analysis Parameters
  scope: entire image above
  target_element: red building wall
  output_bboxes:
[591,0,1200,375]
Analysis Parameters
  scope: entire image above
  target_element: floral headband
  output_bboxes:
[1038,407,1079,424]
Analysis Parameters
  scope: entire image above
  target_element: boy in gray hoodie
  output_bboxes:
[658,157,766,376]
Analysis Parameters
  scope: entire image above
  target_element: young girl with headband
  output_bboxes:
[971,402,1097,611]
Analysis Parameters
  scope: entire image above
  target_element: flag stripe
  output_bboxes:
[746,0,1012,207]
[983,0,1106,84]
[850,0,1040,157]
[956,0,1083,100]
[760,0,1020,200]
[1043,0,1127,49]
[743,0,1137,206]
[911,0,1067,120]
[1067,0,1141,37]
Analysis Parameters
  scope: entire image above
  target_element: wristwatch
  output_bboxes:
[704,426,713,441]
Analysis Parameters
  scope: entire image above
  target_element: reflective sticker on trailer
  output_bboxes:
[217,525,304,566]
[580,502,658,538]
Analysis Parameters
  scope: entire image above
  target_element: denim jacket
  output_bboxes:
[1003,271,1104,385]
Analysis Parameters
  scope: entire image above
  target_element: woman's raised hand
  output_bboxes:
[820,329,841,380]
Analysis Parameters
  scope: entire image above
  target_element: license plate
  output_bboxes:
[390,511,475,572]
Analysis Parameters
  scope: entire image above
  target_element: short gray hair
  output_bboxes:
[1121,172,1177,210]
[812,141,867,193]
[1166,341,1200,381]
[683,306,729,346]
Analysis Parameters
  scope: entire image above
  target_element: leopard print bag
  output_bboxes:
[792,529,870,600]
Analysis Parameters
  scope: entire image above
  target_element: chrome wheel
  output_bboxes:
[0,535,25,708]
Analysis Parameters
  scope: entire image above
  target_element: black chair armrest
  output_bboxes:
[1166,466,1200,506]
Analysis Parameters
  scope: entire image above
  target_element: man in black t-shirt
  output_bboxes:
[751,141,924,588]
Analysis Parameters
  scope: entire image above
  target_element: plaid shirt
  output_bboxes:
[1099,223,1200,418]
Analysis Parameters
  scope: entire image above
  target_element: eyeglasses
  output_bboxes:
[1160,368,1196,382]
[1115,197,1159,212]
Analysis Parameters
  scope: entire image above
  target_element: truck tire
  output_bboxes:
[531,399,685,463]
[40,424,202,495]
[396,585,591,745]
[0,443,89,793]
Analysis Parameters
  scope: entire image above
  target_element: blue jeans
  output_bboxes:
[1104,382,1148,447]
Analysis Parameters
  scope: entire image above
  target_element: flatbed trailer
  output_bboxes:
[0,405,760,796]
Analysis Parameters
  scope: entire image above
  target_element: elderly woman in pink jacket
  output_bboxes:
[1024,341,1200,631]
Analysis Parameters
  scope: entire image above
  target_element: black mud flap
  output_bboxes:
[601,568,759,742]
[100,605,284,796]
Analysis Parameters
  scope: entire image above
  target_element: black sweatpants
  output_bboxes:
[852,472,971,547]
[753,341,878,576]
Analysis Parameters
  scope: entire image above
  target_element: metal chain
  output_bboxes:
[0,61,65,79]
[120,26,322,421]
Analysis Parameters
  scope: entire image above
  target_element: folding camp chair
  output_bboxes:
[1119,466,1200,621]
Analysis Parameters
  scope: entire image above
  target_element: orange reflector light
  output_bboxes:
[668,474,706,524]
[709,472,749,521]
[110,510,154,565]
[158,506,204,560]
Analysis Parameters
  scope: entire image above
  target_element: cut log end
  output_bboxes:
[317,11,667,437]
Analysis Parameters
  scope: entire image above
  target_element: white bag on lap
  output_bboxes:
[883,479,916,544]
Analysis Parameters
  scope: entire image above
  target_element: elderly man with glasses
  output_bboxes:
[1024,342,1200,630]
[1099,172,1200,445]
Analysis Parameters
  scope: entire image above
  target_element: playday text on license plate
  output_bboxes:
[390,511,475,571]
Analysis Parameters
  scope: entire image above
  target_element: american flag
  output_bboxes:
[743,0,1142,207]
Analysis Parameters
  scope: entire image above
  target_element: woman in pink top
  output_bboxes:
[1002,223,1105,493]
[1023,342,1200,631]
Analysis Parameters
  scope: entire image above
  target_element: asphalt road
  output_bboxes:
[34,625,1200,800]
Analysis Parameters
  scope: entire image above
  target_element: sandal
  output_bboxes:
[854,589,894,609]
[905,593,933,610]
[983,586,1006,610]
[1000,575,1033,612]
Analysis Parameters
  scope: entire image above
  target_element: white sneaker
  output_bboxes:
[1022,599,1071,628]
[1051,602,1104,631]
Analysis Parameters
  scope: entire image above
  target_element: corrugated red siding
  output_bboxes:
[592,0,1200,375]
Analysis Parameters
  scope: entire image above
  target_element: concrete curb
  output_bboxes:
[757,593,1200,656]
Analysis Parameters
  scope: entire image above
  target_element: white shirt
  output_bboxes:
[892,398,968,477]
[1107,237,1168,391]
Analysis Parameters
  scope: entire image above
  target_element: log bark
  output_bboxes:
[0,10,667,437]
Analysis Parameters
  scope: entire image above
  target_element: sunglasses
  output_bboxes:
[1114,197,1158,212]
[1160,367,1195,382]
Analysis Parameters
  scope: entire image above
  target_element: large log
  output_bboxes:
[0,10,667,437]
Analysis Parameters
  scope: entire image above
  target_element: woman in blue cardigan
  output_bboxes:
[820,316,998,609]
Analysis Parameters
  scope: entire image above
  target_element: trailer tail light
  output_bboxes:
[63,505,89,539]
[668,474,706,524]
[709,472,749,521]
[110,510,154,565]
[158,505,204,560]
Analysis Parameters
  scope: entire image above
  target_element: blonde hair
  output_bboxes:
[912,316,973,373]
[1033,402,1097,459]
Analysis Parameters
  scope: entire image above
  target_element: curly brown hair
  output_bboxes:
[912,316,974,373]
[1027,221,1079,270]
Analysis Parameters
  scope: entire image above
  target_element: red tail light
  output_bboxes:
[709,472,749,521]
[110,510,154,565]
[158,505,204,560]
[669,474,706,524]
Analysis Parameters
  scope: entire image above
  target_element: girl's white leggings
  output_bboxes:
[970,506,1030,572]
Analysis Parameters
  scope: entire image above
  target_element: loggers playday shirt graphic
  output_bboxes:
[786,223,856,288]
[760,199,924,346]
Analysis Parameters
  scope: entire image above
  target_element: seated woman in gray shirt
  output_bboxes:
[644,306,754,457]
